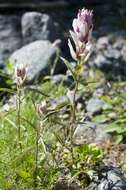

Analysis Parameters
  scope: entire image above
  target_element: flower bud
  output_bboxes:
[73,8,93,43]
[15,64,27,85]
[37,100,47,116]
[68,8,93,62]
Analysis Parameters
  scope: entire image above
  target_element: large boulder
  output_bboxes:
[21,12,60,44]
[9,40,64,83]
[0,15,22,66]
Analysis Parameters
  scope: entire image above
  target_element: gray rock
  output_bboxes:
[86,98,105,115]
[89,31,126,79]
[50,74,73,86]
[87,166,126,190]
[96,36,109,50]
[0,15,22,65]
[9,40,62,82]
[73,122,111,145]
[104,48,121,60]
[113,38,126,50]
[53,175,82,190]
[22,12,60,44]
[94,54,111,69]
[51,74,66,84]
[93,51,126,79]
[50,95,69,110]
[93,86,107,97]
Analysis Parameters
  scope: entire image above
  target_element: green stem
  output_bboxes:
[72,79,79,123]
[69,79,79,166]
[40,135,47,156]
[17,85,22,149]
[34,125,39,187]
[70,79,79,142]
[34,122,47,186]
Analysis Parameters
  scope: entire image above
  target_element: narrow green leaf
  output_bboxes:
[60,57,76,81]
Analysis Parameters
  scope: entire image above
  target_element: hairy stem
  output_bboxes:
[70,79,79,142]
[17,85,22,149]
[69,79,79,165]
[72,79,79,123]
[34,125,39,187]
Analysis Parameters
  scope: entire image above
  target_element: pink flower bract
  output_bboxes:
[73,8,93,43]
[68,8,93,62]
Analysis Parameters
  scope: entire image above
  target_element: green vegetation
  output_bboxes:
[0,68,126,189]
[0,76,104,190]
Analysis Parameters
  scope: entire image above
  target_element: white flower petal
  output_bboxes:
[68,39,77,61]
[72,19,78,32]
[85,42,93,52]
[80,42,93,62]
[69,30,79,50]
